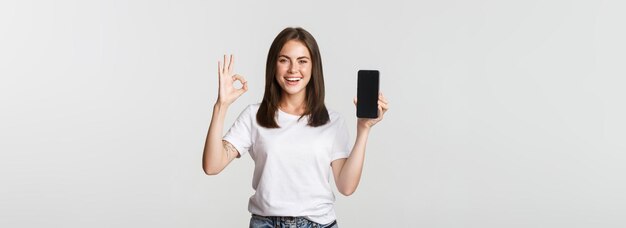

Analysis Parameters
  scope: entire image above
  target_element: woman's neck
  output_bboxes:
[279,92,306,115]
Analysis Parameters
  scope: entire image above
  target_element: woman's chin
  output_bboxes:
[282,88,306,96]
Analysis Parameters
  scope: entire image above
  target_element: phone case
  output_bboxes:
[357,70,380,118]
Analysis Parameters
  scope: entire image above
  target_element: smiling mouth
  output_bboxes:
[285,77,302,82]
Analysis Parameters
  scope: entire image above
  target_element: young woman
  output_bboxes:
[202,27,389,228]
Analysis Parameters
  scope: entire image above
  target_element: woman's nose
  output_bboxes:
[288,64,298,73]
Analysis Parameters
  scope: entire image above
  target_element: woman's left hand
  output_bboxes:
[355,92,389,130]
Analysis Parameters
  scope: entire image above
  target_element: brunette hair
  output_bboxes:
[257,27,329,128]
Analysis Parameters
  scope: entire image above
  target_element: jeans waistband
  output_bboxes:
[251,214,337,227]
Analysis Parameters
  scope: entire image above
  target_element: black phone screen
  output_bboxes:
[357,70,380,118]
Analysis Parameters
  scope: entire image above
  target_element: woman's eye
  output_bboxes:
[279,59,288,63]
[299,60,308,64]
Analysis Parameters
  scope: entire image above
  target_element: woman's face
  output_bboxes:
[275,40,312,97]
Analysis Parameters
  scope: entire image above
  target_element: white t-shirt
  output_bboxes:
[223,103,351,224]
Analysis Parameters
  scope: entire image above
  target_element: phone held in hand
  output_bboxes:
[357,70,380,118]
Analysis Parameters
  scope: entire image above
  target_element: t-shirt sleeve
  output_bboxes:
[223,105,253,158]
[330,116,352,161]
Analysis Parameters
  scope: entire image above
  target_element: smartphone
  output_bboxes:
[357,70,380,118]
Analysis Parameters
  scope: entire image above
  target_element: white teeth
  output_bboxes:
[286,78,301,82]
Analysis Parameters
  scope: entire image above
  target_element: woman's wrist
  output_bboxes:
[213,101,231,116]
[214,100,230,109]
[356,123,371,134]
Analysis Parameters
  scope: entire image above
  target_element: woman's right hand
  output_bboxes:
[216,54,248,106]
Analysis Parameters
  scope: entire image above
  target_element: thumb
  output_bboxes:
[353,97,357,106]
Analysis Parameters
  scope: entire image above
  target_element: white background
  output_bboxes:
[2,0,625,227]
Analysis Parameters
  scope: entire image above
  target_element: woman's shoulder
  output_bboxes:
[325,107,347,124]
[233,103,261,118]
[246,103,262,111]
[240,103,261,112]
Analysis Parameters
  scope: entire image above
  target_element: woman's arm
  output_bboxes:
[202,103,240,175]
[202,55,248,175]
[332,93,389,195]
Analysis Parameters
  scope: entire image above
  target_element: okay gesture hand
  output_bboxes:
[216,54,248,106]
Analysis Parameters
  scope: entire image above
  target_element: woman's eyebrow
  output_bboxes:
[279,54,310,60]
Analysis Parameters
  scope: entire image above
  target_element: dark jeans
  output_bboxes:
[249,214,338,228]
